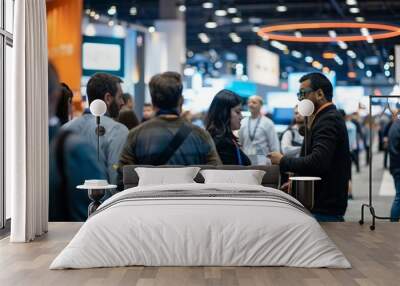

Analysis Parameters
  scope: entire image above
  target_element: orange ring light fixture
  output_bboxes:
[257,22,400,42]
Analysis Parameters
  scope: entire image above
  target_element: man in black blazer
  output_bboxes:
[268,73,351,222]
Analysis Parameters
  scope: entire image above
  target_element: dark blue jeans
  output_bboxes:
[390,170,400,221]
[313,213,345,222]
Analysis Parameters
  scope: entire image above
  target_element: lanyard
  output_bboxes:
[233,140,244,165]
[310,102,333,128]
[248,116,261,142]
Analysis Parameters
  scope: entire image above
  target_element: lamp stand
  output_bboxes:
[304,116,309,156]
[94,117,106,161]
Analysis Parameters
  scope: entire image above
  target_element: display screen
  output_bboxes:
[273,108,294,125]
[82,36,125,77]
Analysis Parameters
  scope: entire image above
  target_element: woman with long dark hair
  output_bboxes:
[205,89,251,165]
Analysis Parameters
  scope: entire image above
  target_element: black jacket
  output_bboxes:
[280,104,351,216]
[212,135,251,166]
[389,119,400,173]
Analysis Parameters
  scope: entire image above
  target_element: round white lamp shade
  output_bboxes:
[298,99,315,117]
[89,99,107,116]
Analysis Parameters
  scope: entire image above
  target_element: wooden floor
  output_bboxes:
[0,222,399,286]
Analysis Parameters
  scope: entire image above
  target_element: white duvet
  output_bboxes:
[50,183,351,269]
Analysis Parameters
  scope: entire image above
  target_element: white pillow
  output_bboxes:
[200,169,266,185]
[135,167,201,186]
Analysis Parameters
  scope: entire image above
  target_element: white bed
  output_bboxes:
[50,183,351,269]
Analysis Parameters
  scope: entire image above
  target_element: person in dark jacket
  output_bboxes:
[205,89,251,165]
[388,118,400,221]
[118,72,221,190]
[268,73,351,221]
[48,63,106,222]
[55,82,73,125]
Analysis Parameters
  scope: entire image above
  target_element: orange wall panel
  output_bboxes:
[47,0,82,99]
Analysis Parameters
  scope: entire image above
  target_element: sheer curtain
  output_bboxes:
[8,0,48,242]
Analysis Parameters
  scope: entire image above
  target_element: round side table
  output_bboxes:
[289,176,321,210]
[76,184,117,216]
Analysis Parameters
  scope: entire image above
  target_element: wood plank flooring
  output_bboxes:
[0,222,399,286]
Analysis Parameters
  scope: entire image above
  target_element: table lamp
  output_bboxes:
[89,99,107,161]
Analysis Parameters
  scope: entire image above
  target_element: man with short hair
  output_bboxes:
[281,105,304,158]
[239,95,280,165]
[388,116,400,221]
[142,103,154,122]
[121,93,134,111]
[268,72,351,222]
[48,64,106,221]
[118,72,221,188]
[63,73,128,185]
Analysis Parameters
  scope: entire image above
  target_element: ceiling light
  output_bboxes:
[227,7,237,14]
[349,7,360,14]
[276,5,287,12]
[366,36,374,43]
[148,26,155,33]
[231,17,242,24]
[229,32,242,43]
[202,2,213,9]
[334,55,344,65]
[347,50,357,58]
[270,40,288,51]
[312,61,323,69]
[328,30,337,38]
[205,20,217,29]
[360,28,370,36]
[108,20,115,27]
[384,63,390,70]
[366,70,372,77]
[305,56,313,63]
[357,60,365,69]
[215,10,227,16]
[337,41,348,50]
[389,55,394,61]
[257,22,400,43]
[198,33,210,43]
[232,36,242,43]
[90,11,96,17]
[294,31,302,38]
[130,6,137,15]
[385,70,391,77]
[323,52,336,59]
[291,50,302,58]
[348,71,357,78]
[356,17,365,22]
[108,5,117,16]
[84,23,96,36]
[94,14,100,20]
[390,62,395,67]
[252,26,260,33]
[85,9,91,15]
[346,0,357,5]
[179,5,186,12]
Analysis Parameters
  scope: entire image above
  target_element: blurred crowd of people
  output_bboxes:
[48,65,400,223]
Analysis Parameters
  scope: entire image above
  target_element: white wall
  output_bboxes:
[155,20,186,74]
[145,31,168,102]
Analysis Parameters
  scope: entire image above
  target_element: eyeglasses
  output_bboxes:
[297,87,314,100]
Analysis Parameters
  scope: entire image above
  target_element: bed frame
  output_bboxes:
[123,165,281,190]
